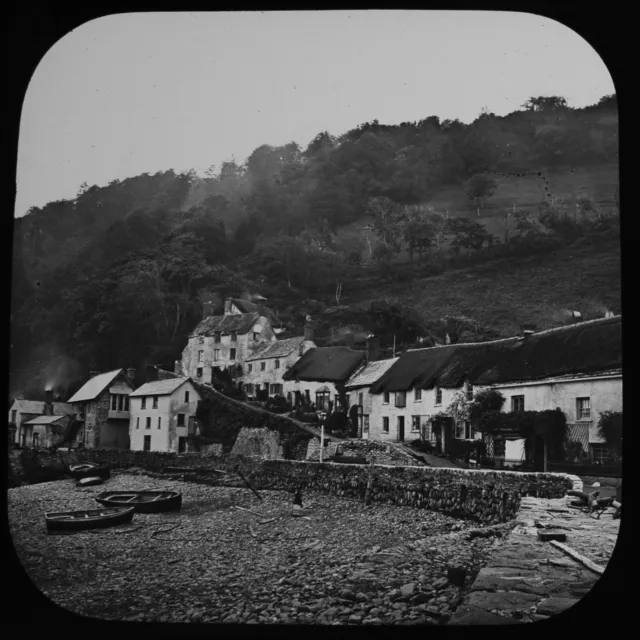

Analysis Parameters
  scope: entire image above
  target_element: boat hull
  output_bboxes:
[45,507,134,533]
[69,464,111,480]
[95,491,182,513]
[76,476,105,487]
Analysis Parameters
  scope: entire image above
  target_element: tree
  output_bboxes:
[446,217,494,252]
[465,173,498,215]
[366,196,404,258]
[596,411,622,461]
[522,96,568,112]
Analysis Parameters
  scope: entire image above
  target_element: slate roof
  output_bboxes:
[282,347,366,383]
[12,400,73,416]
[190,313,260,337]
[345,357,400,389]
[246,336,306,362]
[370,315,622,393]
[23,415,68,425]
[67,369,128,403]
[130,377,192,397]
[230,299,281,325]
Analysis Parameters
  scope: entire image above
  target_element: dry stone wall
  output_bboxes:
[305,438,423,466]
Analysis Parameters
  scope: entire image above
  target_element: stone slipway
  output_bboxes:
[448,478,621,625]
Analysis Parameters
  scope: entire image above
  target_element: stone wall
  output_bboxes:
[246,461,577,524]
[230,427,284,459]
[305,437,423,466]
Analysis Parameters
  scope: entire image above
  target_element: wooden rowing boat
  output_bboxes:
[68,463,111,481]
[45,507,134,533]
[94,490,182,513]
[76,476,105,488]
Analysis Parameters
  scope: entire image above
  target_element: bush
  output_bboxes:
[596,411,622,460]
[408,439,435,454]
[265,395,292,414]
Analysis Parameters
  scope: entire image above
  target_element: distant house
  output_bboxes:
[282,346,366,412]
[8,392,73,447]
[369,315,622,465]
[67,368,136,449]
[129,377,201,453]
[345,351,399,439]
[21,414,73,449]
[179,300,276,385]
[224,297,283,331]
[243,323,316,400]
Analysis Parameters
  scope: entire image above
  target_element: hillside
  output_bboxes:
[10,94,619,400]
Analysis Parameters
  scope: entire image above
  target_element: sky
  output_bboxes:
[15,10,615,217]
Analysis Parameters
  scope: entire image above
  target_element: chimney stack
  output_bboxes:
[174,360,183,375]
[304,316,315,342]
[224,298,233,315]
[126,367,136,388]
[44,389,54,416]
[365,334,380,364]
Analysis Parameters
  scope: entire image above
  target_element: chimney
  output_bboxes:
[89,370,99,379]
[571,311,582,324]
[304,316,314,342]
[365,334,380,364]
[44,389,54,416]
[224,298,233,315]
[126,367,136,388]
[174,360,182,375]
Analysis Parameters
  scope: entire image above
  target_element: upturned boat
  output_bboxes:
[68,463,111,480]
[94,490,182,513]
[45,507,134,533]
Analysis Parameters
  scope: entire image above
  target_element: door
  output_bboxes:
[397,416,405,442]
[143,435,151,451]
[33,433,40,447]
[178,437,187,453]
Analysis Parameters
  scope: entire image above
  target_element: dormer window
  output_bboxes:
[230,331,237,343]
[214,332,221,344]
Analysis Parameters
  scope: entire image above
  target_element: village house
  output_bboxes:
[178,297,276,386]
[223,294,285,334]
[282,345,366,413]
[242,322,317,400]
[129,377,201,453]
[66,368,136,449]
[8,391,73,447]
[367,315,622,466]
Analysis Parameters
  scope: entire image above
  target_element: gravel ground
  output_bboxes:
[9,471,511,625]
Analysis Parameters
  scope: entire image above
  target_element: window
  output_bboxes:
[358,392,364,406]
[230,331,237,342]
[275,359,280,369]
[591,444,612,464]
[152,396,158,409]
[382,417,390,433]
[511,395,525,412]
[412,416,421,432]
[177,413,185,426]
[185,391,190,403]
[245,383,254,395]
[141,397,146,409]
[136,417,140,429]
[577,397,591,420]
[143,435,151,451]
[316,391,331,412]
[395,391,406,408]
[270,384,283,395]
[383,392,390,405]
[11,410,16,423]
[198,350,204,362]
[146,417,151,429]
[213,349,219,362]
[125,395,129,411]
[157,417,161,429]
[455,420,472,439]
[118,394,124,411]
[435,387,442,405]
[196,367,203,378]
[261,362,266,371]
[253,331,259,342]
[214,332,221,344]
[415,388,422,401]
[111,395,117,410]
[363,415,370,433]
[230,348,236,360]
[466,382,474,401]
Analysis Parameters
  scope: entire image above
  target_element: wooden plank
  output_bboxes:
[549,540,605,575]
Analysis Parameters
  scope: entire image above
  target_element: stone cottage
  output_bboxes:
[129,377,201,453]
[243,323,316,400]
[282,345,366,413]
[66,368,136,449]
[9,390,73,447]
[178,297,277,387]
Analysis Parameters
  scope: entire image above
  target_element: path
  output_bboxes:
[448,494,620,624]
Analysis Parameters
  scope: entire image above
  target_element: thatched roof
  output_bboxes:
[282,347,366,383]
[371,315,621,393]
